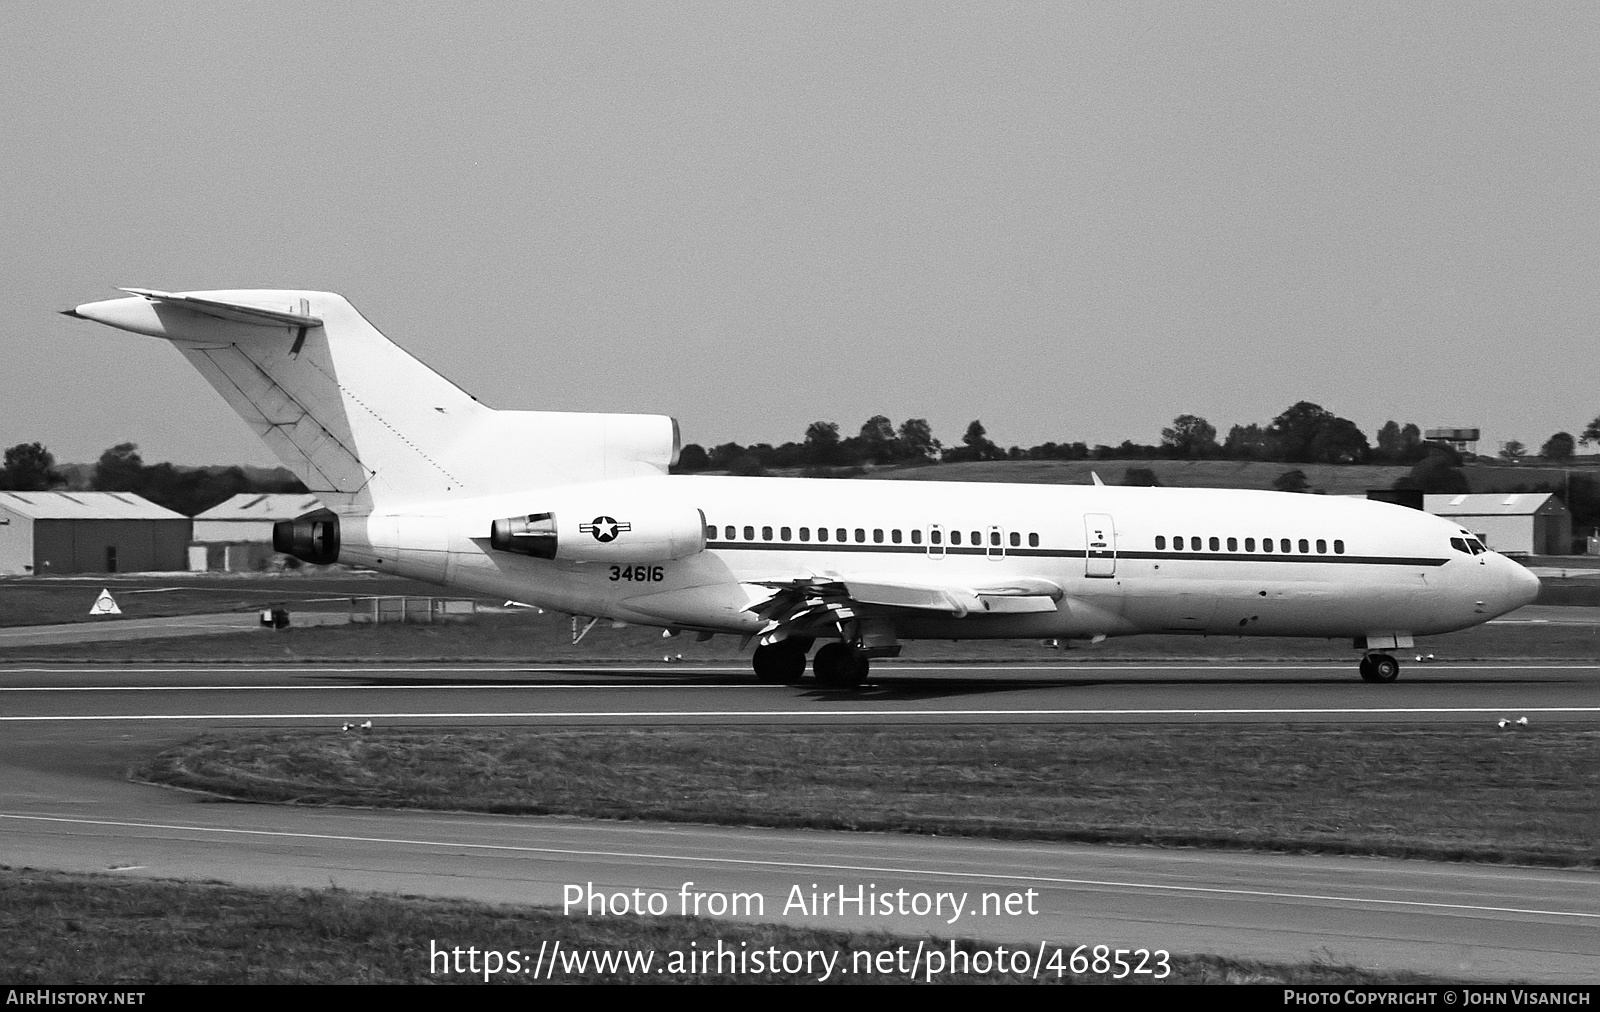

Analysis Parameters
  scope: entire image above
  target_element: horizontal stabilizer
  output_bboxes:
[119,288,323,329]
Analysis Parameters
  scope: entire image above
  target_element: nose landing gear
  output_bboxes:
[1358,653,1400,683]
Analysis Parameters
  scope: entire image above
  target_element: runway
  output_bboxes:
[2,659,1597,725]
[2,659,1597,982]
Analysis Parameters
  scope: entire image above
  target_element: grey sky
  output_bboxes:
[3,2,1596,466]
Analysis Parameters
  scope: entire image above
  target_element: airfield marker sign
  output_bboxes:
[89,589,122,616]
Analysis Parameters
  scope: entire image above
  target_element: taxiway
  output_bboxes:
[2,659,1597,982]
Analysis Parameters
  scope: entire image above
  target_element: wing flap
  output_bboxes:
[841,574,1061,615]
[977,595,1059,614]
[840,579,973,612]
[748,573,1062,633]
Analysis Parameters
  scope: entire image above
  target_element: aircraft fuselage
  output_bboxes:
[335,475,1539,644]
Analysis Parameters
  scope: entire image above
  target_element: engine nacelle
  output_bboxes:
[272,508,341,565]
[490,506,705,563]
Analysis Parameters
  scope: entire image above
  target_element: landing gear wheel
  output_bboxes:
[812,642,869,689]
[752,641,808,683]
[1359,653,1400,683]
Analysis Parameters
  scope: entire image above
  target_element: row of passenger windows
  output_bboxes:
[707,525,1041,548]
[1155,535,1345,555]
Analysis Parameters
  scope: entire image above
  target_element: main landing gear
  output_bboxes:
[749,639,871,688]
[811,642,869,689]
[751,639,809,684]
[1358,653,1400,683]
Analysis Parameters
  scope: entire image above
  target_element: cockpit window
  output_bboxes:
[1450,537,1471,555]
[1451,534,1488,556]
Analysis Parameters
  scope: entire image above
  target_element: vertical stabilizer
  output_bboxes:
[66,289,678,511]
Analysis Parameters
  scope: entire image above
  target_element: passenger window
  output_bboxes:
[990,530,1001,546]
[743,526,755,541]
[1316,539,1326,553]
[705,525,715,540]
[1298,539,1309,553]
[892,529,902,543]
[872,529,883,544]
[1155,536,1166,550]
[971,531,980,545]
[1227,537,1237,551]
[1009,532,1020,547]
[1209,537,1220,551]
[800,527,810,542]
[912,530,922,545]
[1245,538,1255,552]
[762,526,773,541]
[951,531,963,546]
[1334,539,1345,554]
[818,527,829,542]
[781,527,792,541]
[836,528,847,542]
[931,530,942,545]
[1261,538,1272,553]
[1028,533,1039,547]
[725,526,735,540]
[854,528,865,543]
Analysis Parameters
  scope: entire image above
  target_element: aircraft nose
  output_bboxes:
[1507,559,1541,609]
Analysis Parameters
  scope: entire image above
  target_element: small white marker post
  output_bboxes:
[88,589,122,616]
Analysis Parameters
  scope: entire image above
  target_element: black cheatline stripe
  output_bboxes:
[702,542,1446,567]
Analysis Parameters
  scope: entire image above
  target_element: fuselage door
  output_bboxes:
[926,524,946,560]
[987,525,1005,561]
[1084,513,1116,578]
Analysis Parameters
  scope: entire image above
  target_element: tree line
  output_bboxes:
[0,441,305,516]
[674,403,1600,474]
[5,404,1598,517]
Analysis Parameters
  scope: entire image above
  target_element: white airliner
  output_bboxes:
[64,289,1540,685]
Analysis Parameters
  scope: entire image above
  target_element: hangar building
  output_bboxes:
[0,492,192,575]
[1425,493,1572,556]
[190,493,324,570]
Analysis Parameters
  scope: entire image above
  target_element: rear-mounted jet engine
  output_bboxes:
[490,507,706,563]
[272,508,341,565]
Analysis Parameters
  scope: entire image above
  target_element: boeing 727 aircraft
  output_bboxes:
[64,289,1540,686]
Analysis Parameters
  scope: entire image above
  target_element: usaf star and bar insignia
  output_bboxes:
[580,516,632,543]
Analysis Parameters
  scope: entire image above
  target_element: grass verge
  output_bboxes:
[0,868,1439,984]
[138,725,1600,867]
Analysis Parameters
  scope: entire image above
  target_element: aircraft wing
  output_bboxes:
[745,572,1062,644]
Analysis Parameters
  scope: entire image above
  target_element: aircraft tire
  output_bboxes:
[1360,653,1400,683]
[840,651,869,688]
[813,642,862,688]
[752,642,807,683]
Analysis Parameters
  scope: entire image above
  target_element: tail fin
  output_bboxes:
[65,289,678,511]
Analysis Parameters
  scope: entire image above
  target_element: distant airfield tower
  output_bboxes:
[1425,427,1480,456]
